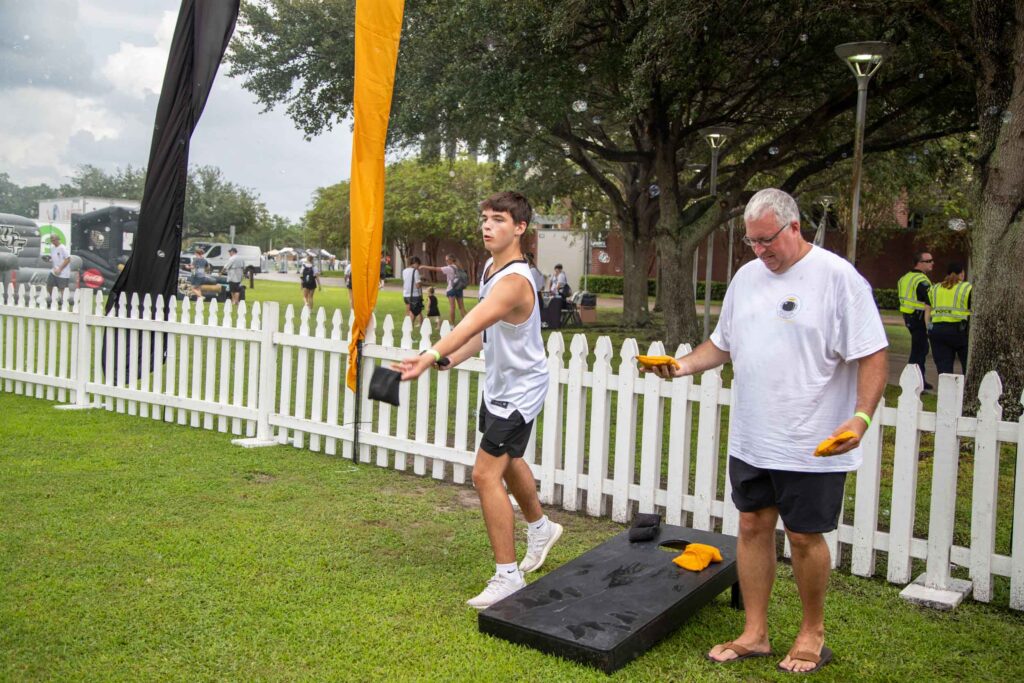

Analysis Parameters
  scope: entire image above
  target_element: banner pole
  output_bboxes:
[352,339,364,463]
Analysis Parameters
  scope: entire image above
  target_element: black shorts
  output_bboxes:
[477,402,534,458]
[729,456,847,533]
[405,296,423,315]
[228,282,242,294]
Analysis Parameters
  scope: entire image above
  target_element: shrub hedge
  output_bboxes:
[584,275,902,310]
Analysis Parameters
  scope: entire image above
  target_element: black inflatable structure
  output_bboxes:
[478,525,740,673]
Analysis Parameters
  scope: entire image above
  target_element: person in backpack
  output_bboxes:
[549,263,570,298]
[299,254,321,308]
[421,253,470,325]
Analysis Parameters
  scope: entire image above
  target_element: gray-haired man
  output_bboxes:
[646,188,888,673]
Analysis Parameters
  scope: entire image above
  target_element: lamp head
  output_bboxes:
[835,41,893,78]
[699,125,735,149]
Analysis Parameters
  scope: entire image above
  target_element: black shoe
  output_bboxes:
[924,382,934,391]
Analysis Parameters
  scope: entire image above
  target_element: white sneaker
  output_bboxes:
[519,521,564,573]
[466,571,526,610]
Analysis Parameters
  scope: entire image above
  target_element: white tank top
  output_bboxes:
[478,257,549,421]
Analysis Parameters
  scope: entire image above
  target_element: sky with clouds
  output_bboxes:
[0,0,353,221]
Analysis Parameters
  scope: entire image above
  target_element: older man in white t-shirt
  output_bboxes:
[646,188,887,674]
[47,233,72,297]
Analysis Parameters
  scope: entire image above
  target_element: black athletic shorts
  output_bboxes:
[728,456,847,533]
[478,402,534,458]
[228,282,242,294]
[405,296,424,315]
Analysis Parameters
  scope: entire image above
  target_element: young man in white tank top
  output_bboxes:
[395,191,563,609]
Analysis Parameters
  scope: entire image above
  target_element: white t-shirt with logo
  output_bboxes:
[710,245,887,472]
[401,266,421,297]
[50,243,71,278]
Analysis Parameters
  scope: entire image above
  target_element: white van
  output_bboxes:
[198,243,265,277]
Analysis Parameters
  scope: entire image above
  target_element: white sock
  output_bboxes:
[496,562,519,576]
[528,515,549,533]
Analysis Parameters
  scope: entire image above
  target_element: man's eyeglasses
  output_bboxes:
[919,258,934,264]
[741,223,788,248]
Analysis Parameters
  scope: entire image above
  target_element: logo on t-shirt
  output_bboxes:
[776,294,801,320]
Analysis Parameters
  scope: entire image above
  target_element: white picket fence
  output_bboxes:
[1,285,1022,610]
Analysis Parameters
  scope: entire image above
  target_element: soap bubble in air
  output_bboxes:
[572,100,588,113]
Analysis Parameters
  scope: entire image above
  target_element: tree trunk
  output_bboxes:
[621,223,652,327]
[964,0,1024,418]
[657,232,701,349]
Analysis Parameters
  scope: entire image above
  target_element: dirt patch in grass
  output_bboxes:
[245,471,276,484]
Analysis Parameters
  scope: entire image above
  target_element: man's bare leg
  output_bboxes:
[778,529,830,672]
[503,457,543,523]
[471,450,516,563]
[708,507,778,661]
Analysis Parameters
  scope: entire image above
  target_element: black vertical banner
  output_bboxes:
[106,0,240,311]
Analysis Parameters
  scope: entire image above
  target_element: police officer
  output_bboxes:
[928,262,971,375]
[897,251,934,389]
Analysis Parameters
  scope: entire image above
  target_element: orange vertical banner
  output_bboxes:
[347,0,405,391]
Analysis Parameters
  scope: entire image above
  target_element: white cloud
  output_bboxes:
[100,10,176,99]
[78,0,170,34]
[0,87,127,185]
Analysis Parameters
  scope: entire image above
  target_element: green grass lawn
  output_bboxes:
[2,393,1023,682]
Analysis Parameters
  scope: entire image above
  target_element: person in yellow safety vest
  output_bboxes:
[928,262,972,376]
[897,251,934,389]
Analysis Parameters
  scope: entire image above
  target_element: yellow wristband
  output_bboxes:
[854,411,872,428]
[426,349,441,362]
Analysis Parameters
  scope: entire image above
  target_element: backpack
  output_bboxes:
[451,267,469,290]
[301,264,317,288]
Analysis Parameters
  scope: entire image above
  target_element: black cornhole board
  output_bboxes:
[478,525,740,673]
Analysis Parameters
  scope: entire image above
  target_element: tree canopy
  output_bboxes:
[231,0,977,344]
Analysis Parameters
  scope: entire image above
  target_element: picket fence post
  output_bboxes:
[561,334,589,511]
[887,365,924,584]
[665,343,694,527]
[1010,388,1024,610]
[970,372,1003,603]
[638,341,666,516]
[233,300,279,447]
[693,368,724,531]
[585,336,614,517]
[55,288,96,411]
[540,332,565,506]
[900,373,973,609]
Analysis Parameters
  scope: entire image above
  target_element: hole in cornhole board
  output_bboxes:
[478,525,741,674]
[657,540,691,552]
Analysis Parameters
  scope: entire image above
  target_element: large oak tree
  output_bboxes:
[231,0,975,346]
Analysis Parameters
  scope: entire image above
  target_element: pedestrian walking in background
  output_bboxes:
[897,251,934,389]
[928,262,972,376]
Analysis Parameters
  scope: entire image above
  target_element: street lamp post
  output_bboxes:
[814,195,836,247]
[685,163,708,298]
[698,126,733,339]
[835,41,893,265]
[582,211,589,293]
